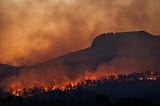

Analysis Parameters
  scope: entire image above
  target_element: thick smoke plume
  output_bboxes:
[0,0,160,65]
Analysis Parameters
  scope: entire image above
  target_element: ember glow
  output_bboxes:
[0,1,160,104]
[0,0,160,65]
[6,71,118,96]
[7,70,160,97]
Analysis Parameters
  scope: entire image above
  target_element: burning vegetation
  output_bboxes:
[0,31,159,105]
[0,31,159,100]
[7,69,160,97]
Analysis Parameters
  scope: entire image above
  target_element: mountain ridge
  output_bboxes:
[0,30,160,79]
[30,30,160,73]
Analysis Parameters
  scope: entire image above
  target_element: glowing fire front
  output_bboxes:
[8,73,117,97]
[8,81,78,97]
[6,70,160,97]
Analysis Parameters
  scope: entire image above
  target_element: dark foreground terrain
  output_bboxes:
[0,72,160,106]
[0,31,160,106]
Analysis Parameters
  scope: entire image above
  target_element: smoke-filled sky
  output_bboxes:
[0,0,160,66]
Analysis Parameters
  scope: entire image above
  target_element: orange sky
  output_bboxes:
[0,0,160,66]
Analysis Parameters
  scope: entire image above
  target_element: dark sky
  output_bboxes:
[0,0,160,65]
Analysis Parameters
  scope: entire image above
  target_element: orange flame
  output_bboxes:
[5,70,159,97]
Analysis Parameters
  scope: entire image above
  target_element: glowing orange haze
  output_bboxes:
[7,69,158,97]
[0,0,160,66]
[6,68,119,96]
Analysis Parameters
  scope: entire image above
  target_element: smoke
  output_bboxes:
[2,33,160,91]
[0,0,160,92]
[0,0,160,65]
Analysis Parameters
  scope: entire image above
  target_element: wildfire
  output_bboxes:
[6,70,160,97]
[8,82,77,97]
[11,88,24,96]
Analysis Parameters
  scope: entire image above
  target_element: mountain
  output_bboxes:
[0,30,160,105]
[0,63,20,80]
[0,30,160,79]
[30,30,160,73]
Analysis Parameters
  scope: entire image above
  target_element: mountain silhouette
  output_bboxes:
[0,63,20,80]
[29,30,160,73]
[0,30,160,79]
